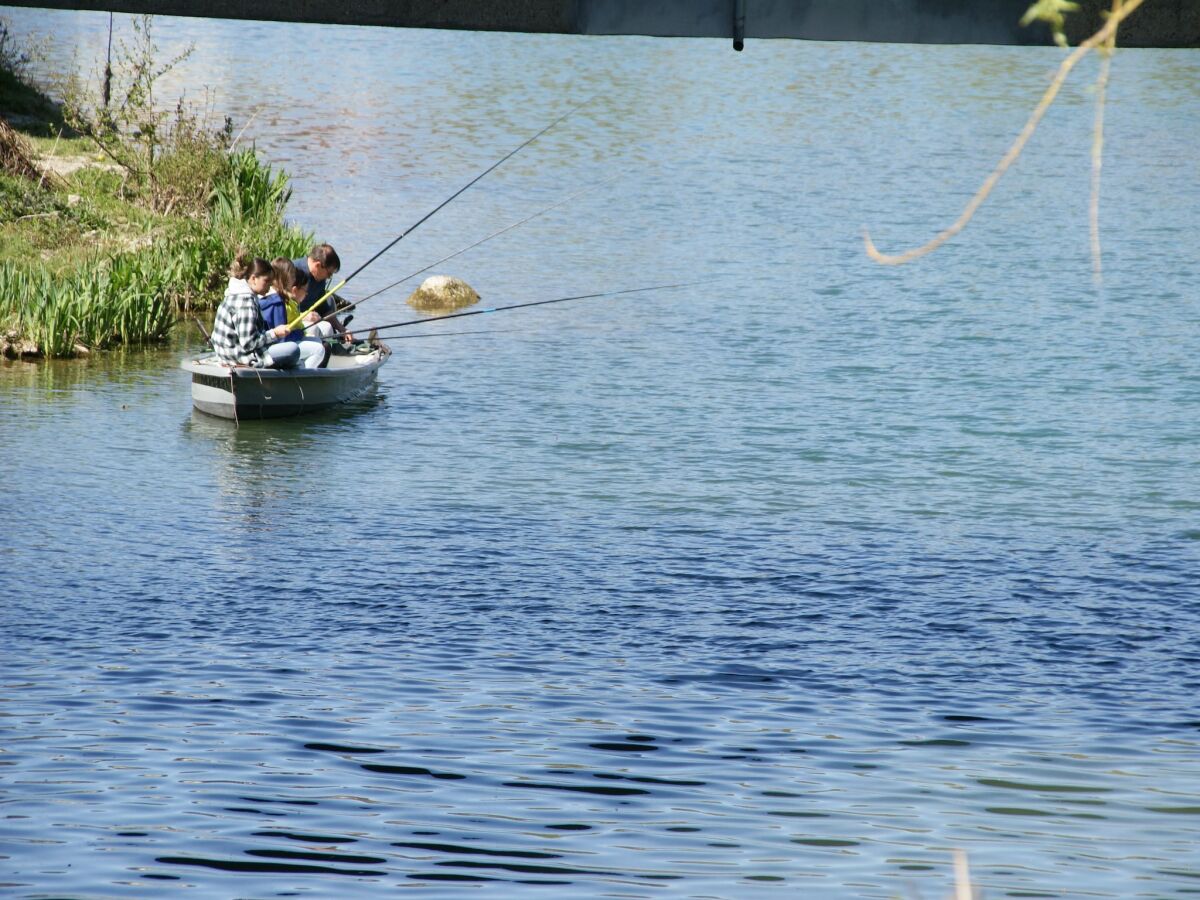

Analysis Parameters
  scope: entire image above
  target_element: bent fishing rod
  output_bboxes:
[286,97,593,332]
[309,175,621,330]
[342,281,704,338]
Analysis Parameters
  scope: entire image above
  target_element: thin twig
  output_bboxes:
[229,107,260,151]
[1090,0,1121,285]
[864,0,1147,265]
[37,129,62,190]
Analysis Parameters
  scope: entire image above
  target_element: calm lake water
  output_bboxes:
[2,8,1199,898]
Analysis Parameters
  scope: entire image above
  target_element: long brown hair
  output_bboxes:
[271,257,310,292]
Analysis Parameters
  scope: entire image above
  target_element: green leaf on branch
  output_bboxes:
[1021,0,1081,47]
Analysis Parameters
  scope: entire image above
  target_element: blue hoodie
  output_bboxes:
[258,292,303,341]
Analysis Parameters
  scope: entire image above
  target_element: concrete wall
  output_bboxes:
[3,0,1197,46]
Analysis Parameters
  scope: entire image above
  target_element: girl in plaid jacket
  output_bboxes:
[211,256,301,369]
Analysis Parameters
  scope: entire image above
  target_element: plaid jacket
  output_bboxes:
[211,290,273,367]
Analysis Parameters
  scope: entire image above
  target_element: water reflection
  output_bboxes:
[181,387,385,520]
[1,346,172,392]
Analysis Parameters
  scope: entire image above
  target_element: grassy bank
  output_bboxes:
[0,19,312,359]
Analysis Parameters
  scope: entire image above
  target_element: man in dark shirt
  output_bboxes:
[294,243,352,339]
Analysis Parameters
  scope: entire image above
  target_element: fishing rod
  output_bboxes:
[376,328,510,340]
[286,97,594,332]
[344,281,703,338]
[311,175,621,329]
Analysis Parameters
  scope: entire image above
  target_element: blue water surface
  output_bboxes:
[1,8,1199,898]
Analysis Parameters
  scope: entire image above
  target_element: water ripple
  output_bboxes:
[3,14,1199,899]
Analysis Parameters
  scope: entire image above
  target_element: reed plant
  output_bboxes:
[0,148,311,358]
[166,147,311,307]
[2,249,171,355]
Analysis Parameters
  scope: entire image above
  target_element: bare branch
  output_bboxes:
[1090,0,1122,285]
[864,0,1147,266]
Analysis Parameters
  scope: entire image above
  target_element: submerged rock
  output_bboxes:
[406,275,480,313]
[1,331,41,358]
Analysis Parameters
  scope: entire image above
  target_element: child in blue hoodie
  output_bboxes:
[259,258,327,369]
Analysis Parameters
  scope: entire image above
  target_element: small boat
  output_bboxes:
[181,339,390,420]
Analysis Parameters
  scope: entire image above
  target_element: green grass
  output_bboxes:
[1,54,312,358]
[0,170,117,267]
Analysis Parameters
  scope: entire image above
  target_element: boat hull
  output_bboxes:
[181,343,390,420]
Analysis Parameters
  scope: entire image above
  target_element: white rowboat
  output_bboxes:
[181,341,390,420]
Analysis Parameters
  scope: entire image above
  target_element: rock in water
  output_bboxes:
[406,275,480,313]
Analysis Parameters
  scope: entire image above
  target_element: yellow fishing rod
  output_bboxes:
[284,278,346,332]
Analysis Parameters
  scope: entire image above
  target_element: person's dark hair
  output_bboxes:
[309,243,341,273]
[246,257,273,279]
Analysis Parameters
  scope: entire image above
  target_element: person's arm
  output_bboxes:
[330,293,354,339]
[234,298,276,355]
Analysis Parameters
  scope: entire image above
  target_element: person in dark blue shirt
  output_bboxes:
[294,243,352,340]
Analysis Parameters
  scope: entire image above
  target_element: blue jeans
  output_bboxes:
[265,342,302,369]
[296,339,328,370]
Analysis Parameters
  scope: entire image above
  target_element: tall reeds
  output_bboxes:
[2,247,172,355]
[0,149,311,358]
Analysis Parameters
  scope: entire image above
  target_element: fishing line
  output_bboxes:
[321,174,621,324]
[376,328,511,340]
[287,96,593,332]
[348,281,704,337]
[349,97,593,286]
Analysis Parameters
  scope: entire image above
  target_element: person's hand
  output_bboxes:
[272,325,290,338]
[302,311,319,326]
[342,332,355,343]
